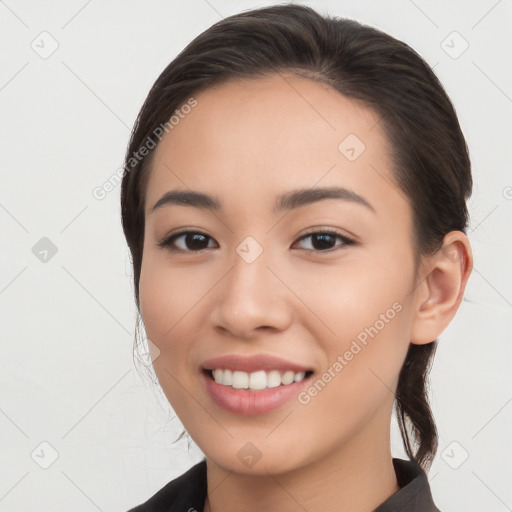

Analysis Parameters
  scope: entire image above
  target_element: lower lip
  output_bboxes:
[202,371,311,416]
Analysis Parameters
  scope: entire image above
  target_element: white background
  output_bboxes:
[1,1,511,511]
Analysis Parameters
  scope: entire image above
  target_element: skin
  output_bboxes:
[138,73,472,512]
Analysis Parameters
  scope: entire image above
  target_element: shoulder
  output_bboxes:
[127,459,207,512]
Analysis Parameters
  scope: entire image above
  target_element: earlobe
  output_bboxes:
[410,231,473,345]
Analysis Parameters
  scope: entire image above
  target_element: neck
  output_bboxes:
[203,419,399,512]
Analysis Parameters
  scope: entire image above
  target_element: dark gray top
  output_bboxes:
[127,457,440,511]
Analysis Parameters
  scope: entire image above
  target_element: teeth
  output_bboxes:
[249,370,266,390]
[267,370,281,388]
[281,371,294,385]
[293,371,306,382]
[223,369,233,385]
[232,371,249,389]
[210,369,308,390]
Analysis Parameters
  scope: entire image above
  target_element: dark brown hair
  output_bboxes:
[120,3,472,470]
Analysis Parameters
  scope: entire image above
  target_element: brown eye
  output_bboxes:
[157,231,217,253]
[157,229,355,254]
[293,230,355,252]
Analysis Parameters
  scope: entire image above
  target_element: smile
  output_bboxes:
[208,368,311,390]
[200,353,315,415]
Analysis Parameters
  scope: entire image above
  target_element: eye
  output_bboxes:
[157,228,355,254]
[293,229,355,253]
[157,231,217,253]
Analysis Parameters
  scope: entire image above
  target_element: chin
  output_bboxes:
[199,436,311,476]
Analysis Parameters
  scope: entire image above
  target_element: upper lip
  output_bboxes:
[201,354,313,374]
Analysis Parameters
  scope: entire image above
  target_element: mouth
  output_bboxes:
[203,368,315,391]
[200,353,315,415]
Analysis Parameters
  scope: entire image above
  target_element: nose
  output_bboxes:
[209,245,292,339]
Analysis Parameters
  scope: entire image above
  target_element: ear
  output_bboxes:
[410,231,473,345]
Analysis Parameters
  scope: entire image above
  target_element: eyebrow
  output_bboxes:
[149,186,375,215]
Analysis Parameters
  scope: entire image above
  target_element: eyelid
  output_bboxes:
[296,226,356,243]
[156,229,215,252]
[157,227,356,254]
[293,227,355,252]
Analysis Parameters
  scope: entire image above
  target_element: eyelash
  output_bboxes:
[157,228,356,254]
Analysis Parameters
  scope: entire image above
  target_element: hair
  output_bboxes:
[120,3,472,471]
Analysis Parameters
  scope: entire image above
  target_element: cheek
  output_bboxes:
[294,252,414,404]
[313,297,409,390]
[296,302,412,452]
[138,262,189,393]
[139,255,204,340]
[138,261,199,410]
[295,252,413,348]
[138,254,218,392]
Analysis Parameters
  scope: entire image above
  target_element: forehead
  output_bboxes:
[145,73,407,219]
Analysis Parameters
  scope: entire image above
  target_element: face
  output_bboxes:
[139,73,420,475]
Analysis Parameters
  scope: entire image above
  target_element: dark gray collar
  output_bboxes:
[127,457,440,511]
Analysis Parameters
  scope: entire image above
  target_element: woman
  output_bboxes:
[121,4,472,511]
